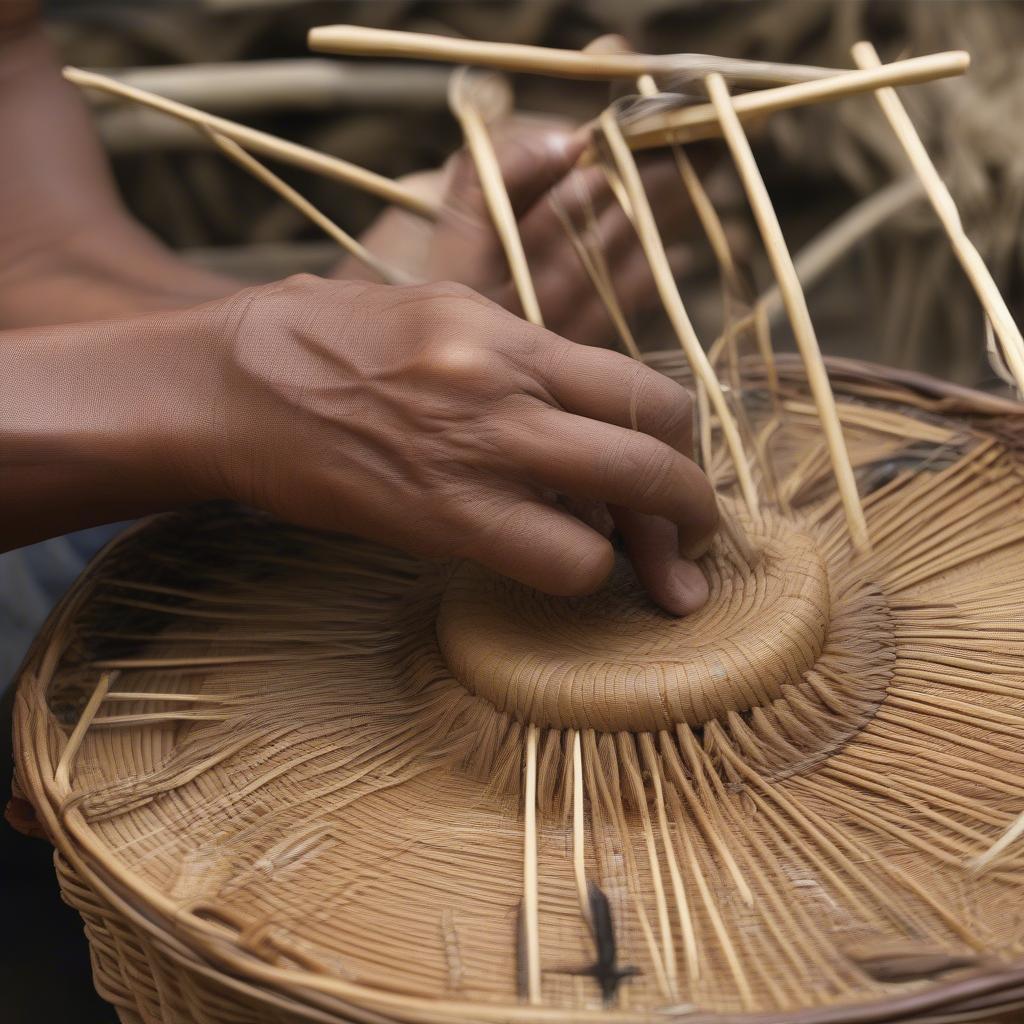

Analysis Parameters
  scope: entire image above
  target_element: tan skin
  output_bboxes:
[0,8,717,613]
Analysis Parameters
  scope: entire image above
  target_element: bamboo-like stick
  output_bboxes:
[620,737,677,996]
[598,110,760,517]
[471,38,634,351]
[308,25,835,85]
[598,164,635,226]
[54,671,117,793]
[522,724,542,1005]
[704,73,870,555]
[638,734,699,984]
[702,176,924,356]
[636,73,731,483]
[79,58,452,115]
[624,50,970,150]
[574,79,760,560]
[851,41,1024,397]
[63,66,438,221]
[638,72,775,539]
[635,75,740,287]
[548,194,641,360]
[972,812,1024,872]
[449,71,543,325]
[571,732,591,930]
[104,691,226,703]
[759,176,924,325]
[205,129,413,285]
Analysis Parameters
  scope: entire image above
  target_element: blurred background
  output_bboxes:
[3,1,1023,1020]
[47,0,1024,382]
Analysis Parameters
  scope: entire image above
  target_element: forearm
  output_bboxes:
[1,305,226,550]
[0,24,241,328]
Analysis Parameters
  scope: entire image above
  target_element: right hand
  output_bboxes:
[191,274,717,613]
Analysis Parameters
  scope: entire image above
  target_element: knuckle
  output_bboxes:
[631,442,680,507]
[429,279,478,303]
[258,273,326,312]
[539,335,572,376]
[640,372,694,446]
[601,429,635,477]
[603,433,678,508]
[449,495,519,562]
[280,271,321,292]
[404,279,481,310]
[655,394,694,447]
[420,335,496,391]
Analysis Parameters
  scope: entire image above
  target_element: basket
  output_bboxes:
[13,352,1024,1024]
[14,24,1024,1024]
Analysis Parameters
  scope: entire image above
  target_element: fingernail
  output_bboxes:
[664,559,709,616]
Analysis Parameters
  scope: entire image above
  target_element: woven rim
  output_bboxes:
[12,357,1024,1024]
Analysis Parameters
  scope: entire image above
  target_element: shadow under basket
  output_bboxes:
[12,353,1024,1024]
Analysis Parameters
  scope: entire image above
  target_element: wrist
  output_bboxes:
[193,274,393,523]
[0,301,229,548]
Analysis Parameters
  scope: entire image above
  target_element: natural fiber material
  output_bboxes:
[13,24,1024,1024]
[440,514,855,733]
[13,354,1024,1023]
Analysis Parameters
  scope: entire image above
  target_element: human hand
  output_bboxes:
[197,274,716,612]
[334,118,694,348]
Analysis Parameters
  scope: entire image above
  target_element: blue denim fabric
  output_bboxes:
[0,523,128,691]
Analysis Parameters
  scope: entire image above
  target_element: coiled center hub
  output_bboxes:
[437,515,831,732]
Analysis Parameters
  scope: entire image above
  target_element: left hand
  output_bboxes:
[334,116,695,347]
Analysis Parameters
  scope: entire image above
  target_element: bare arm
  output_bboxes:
[0,13,241,327]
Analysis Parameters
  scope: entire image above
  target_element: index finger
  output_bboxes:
[532,340,695,457]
